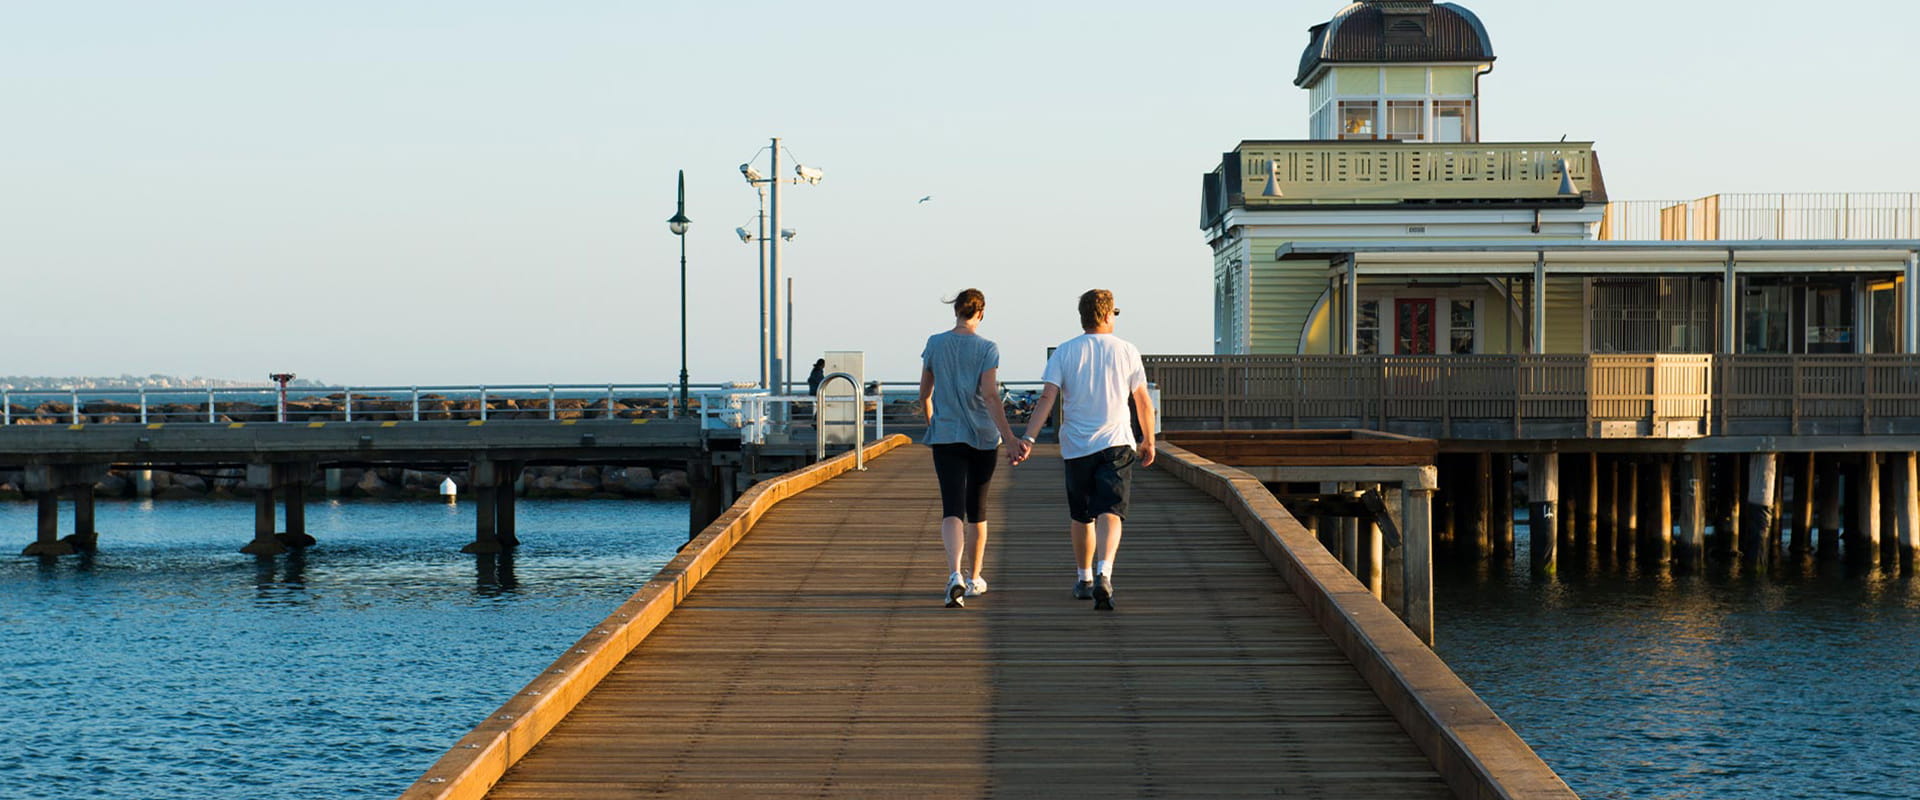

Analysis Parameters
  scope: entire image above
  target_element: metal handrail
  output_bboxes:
[814,373,865,470]
[0,382,734,426]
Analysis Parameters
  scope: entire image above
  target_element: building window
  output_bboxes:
[1357,300,1381,354]
[1339,101,1377,140]
[1434,100,1474,143]
[1449,300,1476,353]
[1742,286,1791,354]
[1386,101,1426,141]
[1806,286,1854,353]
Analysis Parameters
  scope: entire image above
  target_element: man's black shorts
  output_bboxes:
[1063,445,1136,524]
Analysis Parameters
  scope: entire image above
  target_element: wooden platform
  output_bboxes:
[480,444,1452,798]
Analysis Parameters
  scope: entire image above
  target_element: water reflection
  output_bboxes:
[253,551,310,607]
[474,552,518,596]
[1437,535,1920,799]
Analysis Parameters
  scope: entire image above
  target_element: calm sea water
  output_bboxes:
[1437,531,1920,800]
[0,498,686,800]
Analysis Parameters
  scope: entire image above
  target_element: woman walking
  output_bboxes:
[919,289,1030,608]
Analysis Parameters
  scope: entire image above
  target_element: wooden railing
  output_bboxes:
[1146,354,1920,440]
[1599,193,1920,241]
[1235,141,1598,205]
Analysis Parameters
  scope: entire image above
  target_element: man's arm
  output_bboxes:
[1020,384,1060,444]
[1130,382,1156,467]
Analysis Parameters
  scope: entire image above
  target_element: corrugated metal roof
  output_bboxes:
[1295,1,1496,86]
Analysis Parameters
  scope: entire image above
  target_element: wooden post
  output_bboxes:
[1743,453,1777,566]
[1724,455,1743,559]
[1816,454,1843,561]
[1598,456,1617,562]
[1791,452,1816,556]
[1528,452,1559,576]
[1492,454,1514,559]
[1851,453,1882,566]
[1882,454,1901,565]
[1619,460,1639,563]
[1647,458,1673,565]
[1902,453,1920,563]
[1470,452,1493,558]
[1584,453,1600,556]
[1383,487,1405,613]
[1678,455,1705,566]
[1362,490,1383,599]
[1403,487,1435,645]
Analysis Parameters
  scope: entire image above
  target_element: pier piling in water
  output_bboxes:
[1528,452,1558,575]
[1744,453,1777,566]
[1816,455,1843,561]
[1852,453,1882,566]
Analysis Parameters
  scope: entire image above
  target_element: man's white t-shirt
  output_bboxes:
[1041,332,1147,460]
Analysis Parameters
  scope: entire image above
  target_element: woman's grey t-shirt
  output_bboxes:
[922,331,1002,450]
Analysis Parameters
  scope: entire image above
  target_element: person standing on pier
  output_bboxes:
[919,289,1030,608]
[1013,289,1155,611]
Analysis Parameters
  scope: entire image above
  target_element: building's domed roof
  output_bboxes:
[1296,1,1495,86]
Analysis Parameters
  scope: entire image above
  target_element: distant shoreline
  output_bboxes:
[0,464,693,502]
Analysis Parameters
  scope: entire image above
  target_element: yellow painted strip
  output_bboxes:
[147,423,164,430]
[468,420,486,427]
[631,418,650,425]
[561,419,578,426]
[308,422,326,429]
[68,424,84,431]
[228,422,245,429]
[381,421,398,428]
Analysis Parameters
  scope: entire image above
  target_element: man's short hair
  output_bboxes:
[1078,289,1118,329]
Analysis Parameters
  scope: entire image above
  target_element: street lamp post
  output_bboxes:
[739,137,823,397]
[667,170,692,416]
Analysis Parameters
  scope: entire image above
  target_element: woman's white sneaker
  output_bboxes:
[967,576,989,597]
[945,572,967,608]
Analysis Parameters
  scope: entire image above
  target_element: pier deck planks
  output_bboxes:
[484,444,1450,799]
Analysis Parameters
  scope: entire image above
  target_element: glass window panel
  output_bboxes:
[1434,101,1473,143]
[1358,300,1380,330]
[1451,329,1475,355]
[1357,329,1379,355]
[1387,101,1424,140]
[1340,101,1376,140]
[1450,300,1474,329]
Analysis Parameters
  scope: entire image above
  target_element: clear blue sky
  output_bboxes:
[6,0,1917,385]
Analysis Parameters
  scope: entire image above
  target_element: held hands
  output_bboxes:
[1008,438,1032,466]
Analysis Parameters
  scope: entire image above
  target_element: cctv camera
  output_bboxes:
[779,228,797,241]
[740,164,764,183]
[735,227,753,243]
[794,165,824,185]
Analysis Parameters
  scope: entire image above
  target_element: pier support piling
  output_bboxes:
[1902,453,1920,564]
[1528,452,1559,576]
[1816,455,1843,561]
[23,490,69,557]
[1851,453,1882,566]
[1619,460,1639,564]
[1743,453,1778,566]
[463,459,521,554]
[1645,458,1672,566]
[1791,452,1816,556]
[1403,486,1435,645]
[1679,455,1706,567]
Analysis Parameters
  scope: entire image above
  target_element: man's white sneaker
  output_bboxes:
[967,576,989,597]
[945,572,967,608]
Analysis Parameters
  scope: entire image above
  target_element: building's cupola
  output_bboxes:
[1296,1,1496,142]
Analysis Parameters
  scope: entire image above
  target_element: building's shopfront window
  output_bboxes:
[1742,285,1792,353]
[1357,300,1381,354]
[1450,300,1477,354]
[1806,286,1852,353]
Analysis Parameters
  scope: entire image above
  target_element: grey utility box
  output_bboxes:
[820,350,865,446]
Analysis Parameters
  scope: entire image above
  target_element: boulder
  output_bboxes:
[0,483,24,501]
[172,474,208,493]
[356,470,397,498]
[654,469,690,499]
[94,474,130,497]
[553,478,597,497]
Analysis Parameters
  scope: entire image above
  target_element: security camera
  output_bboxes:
[740,164,764,183]
[735,227,753,243]
[779,228,797,241]
[794,165,824,185]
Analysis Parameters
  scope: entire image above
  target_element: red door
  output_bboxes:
[1395,299,1436,354]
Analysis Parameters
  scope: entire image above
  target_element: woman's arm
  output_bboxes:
[918,366,935,424]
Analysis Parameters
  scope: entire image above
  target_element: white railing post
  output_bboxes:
[606,385,616,419]
[2,390,9,426]
[207,389,216,423]
[70,390,80,424]
[668,388,676,420]
[412,387,420,421]
[345,389,355,422]
[480,387,489,421]
[139,389,148,424]
[548,384,557,420]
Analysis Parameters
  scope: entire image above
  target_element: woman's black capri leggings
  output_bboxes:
[931,443,998,523]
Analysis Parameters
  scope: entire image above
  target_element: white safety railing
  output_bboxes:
[0,383,731,426]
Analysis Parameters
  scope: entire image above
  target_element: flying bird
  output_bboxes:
[917,195,933,204]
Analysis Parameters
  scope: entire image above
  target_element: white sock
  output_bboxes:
[1095,560,1112,578]
[1076,567,1093,582]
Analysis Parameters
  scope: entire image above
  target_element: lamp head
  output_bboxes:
[669,217,689,236]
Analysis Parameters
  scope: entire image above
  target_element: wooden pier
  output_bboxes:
[402,437,1573,799]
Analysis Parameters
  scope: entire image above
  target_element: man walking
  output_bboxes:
[1014,289,1155,611]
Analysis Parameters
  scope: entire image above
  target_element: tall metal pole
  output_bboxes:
[757,188,769,389]
[787,277,795,390]
[675,170,690,416]
[769,137,784,396]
